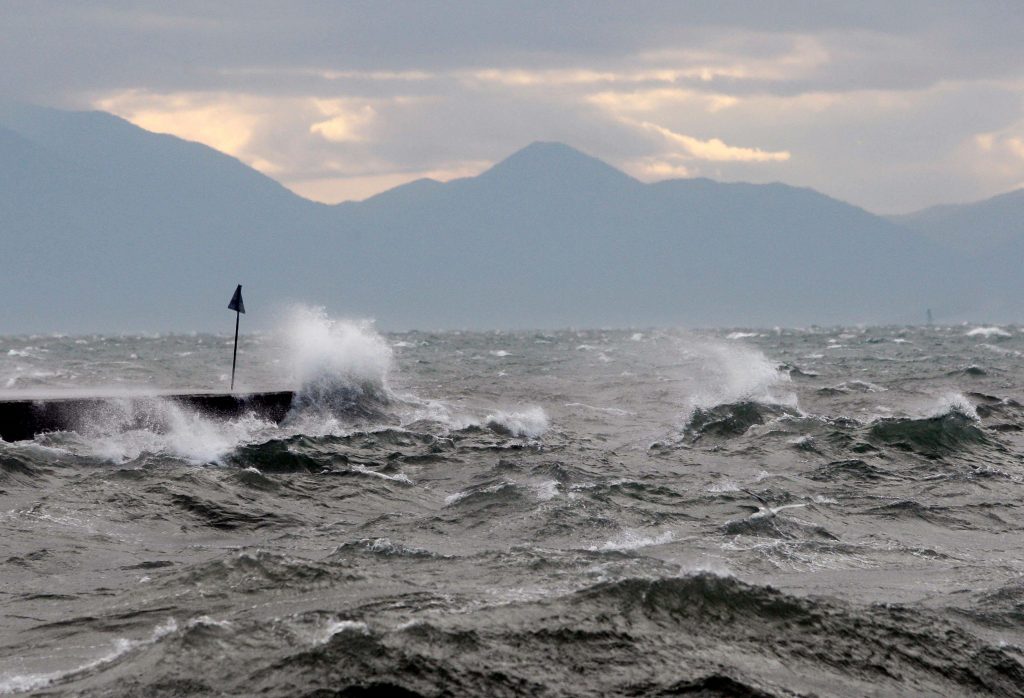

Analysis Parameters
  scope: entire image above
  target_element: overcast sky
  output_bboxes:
[2,1,1023,213]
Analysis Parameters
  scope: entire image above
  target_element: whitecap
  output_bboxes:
[349,464,412,484]
[531,480,560,501]
[967,326,1011,338]
[0,618,178,695]
[591,530,674,551]
[485,406,550,438]
[314,619,369,645]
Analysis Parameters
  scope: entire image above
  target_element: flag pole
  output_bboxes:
[231,309,240,390]
[228,284,245,391]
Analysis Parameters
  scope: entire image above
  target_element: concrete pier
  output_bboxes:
[0,391,295,442]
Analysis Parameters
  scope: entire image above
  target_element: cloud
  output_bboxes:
[587,88,739,114]
[309,99,376,143]
[636,121,791,163]
[958,120,1024,191]
[624,158,693,180]
[94,90,261,157]
[10,3,1013,212]
[975,130,1024,161]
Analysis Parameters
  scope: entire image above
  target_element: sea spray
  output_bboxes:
[18,306,400,460]
[680,340,797,420]
[485,406,550,438]
[55,397,275,464]
[283,306,395,423]
[928,392,980,421]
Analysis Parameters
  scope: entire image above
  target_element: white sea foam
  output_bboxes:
[285,305,393,406]
[967,326,1011,338]
[591,530,674,551]
[0,618,178,695]
[979,343,1022,356]
[929,392,980,420]
[314,619,369,645]
[682,341,797,418]
[788,434,814,448]
[72,398,276,464]
[349,464,412,484]
[707,480,741,493]
[484,407,550,438]
[444,482,512,506]
[444,491,469,506]
[531,480,560,501]
[564,402,633,416]
[186,615,232,629]
[826,380,887,394]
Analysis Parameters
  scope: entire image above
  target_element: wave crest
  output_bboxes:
[684,401,801,442]
[284,307,396,424]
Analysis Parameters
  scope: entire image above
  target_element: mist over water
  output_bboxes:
[2,318,1024,695]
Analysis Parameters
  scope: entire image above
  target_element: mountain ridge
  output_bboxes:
[0,103,1012,332]
[891,187,1024,256]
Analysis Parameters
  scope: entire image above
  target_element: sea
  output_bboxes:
[2,308,1024,696]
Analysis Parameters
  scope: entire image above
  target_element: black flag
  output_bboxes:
[228,285,245,314]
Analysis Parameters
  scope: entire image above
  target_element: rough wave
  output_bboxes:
[966,326,1012,338]
[484,407,550,438]
[868,397,989,457]
[283,306,396,425]
[679,342,798,444]
[684,401,801,442]
[684,342,795,412]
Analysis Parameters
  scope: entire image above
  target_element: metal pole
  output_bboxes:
[231,309,240,391]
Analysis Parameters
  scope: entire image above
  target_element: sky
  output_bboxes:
[2,1,1023,214]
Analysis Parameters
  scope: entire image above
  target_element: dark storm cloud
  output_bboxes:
[3,1,1022,99]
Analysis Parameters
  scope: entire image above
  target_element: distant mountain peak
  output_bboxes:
[479,141,639,189]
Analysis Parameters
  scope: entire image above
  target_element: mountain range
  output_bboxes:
[1,102,1020,332]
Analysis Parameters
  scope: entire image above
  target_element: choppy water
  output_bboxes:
[2,312,1024,696]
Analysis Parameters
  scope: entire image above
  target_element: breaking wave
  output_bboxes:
[867,395,989,456]
[966,326,1011,338]
[283,306,396,425]
[681,341,797,428]
[684,401,801,442]
[484,407,550,438]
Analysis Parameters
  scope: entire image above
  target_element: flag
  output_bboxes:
[228,285,245,314]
